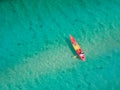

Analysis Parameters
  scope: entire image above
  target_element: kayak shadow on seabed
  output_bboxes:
[65,37,77,59]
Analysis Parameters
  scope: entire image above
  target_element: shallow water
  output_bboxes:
[0,0,120,90]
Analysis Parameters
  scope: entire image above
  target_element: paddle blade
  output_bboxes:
[73,55,77,59]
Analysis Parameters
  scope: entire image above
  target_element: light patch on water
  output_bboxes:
[0,46,78,89]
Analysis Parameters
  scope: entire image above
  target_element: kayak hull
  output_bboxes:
[70,35,85,61]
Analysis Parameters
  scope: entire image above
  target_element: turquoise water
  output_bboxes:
[0,0,120,90]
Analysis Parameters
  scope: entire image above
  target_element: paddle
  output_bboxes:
[72,55,77,59]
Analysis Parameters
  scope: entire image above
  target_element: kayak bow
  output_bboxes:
[70,35,85,61]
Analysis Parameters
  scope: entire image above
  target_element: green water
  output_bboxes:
[0,0,120,90]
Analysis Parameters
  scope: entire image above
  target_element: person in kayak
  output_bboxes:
[76,49,84,59]
[79,52,84,59]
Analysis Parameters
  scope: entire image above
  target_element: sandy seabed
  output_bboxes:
[0,0,120,90]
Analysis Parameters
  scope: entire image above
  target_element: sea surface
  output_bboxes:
[0,0,120,90]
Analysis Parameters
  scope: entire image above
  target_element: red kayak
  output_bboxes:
[70,35,85,61]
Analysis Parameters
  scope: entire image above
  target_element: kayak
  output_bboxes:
[69,35,85,61]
